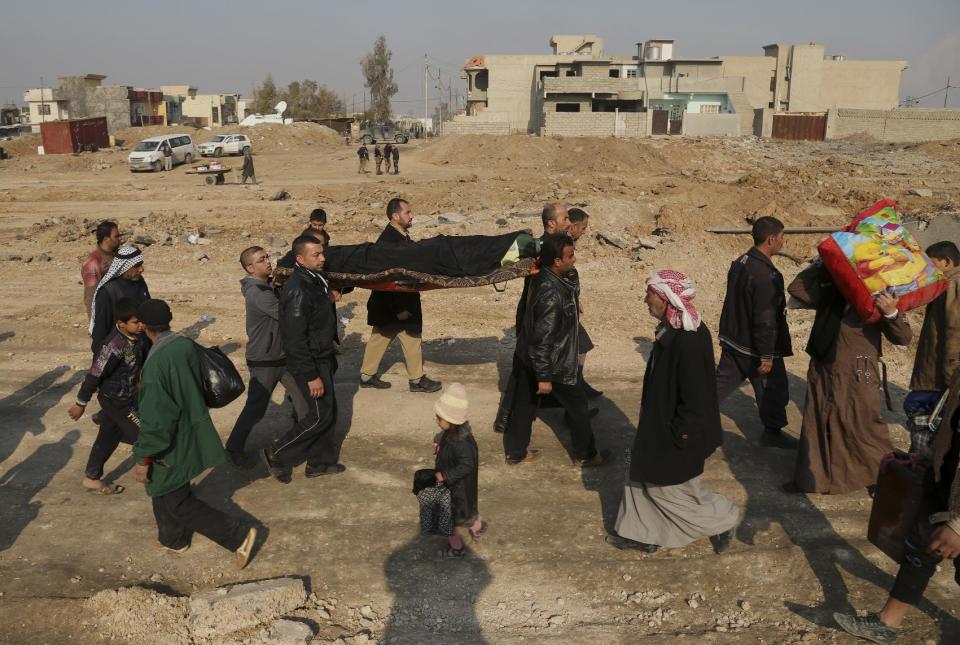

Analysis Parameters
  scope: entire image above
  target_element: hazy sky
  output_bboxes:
[2,0,958,111]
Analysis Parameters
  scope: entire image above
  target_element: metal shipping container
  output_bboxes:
[40,117,110,154]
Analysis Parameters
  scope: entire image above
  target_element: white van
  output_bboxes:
[127,134,196,172]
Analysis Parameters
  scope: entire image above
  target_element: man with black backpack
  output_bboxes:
[132,299,258,569]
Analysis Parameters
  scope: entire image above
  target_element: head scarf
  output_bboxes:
[645,269,701,331]
[88,245,144,334]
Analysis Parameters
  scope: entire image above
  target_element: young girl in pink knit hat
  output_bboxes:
[430,382,486,558]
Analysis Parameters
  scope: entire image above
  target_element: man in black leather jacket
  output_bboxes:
[716,216,795,449]
[262,234,345,482]
[503,234,602,467]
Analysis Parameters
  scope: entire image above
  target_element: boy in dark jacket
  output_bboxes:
[716,216,795,449]
[69,298,147,495]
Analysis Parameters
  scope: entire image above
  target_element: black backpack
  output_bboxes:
[194,343,245,408]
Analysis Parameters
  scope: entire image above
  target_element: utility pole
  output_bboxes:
[424,54,429,137]
[946,77,951,108]
[39,76,46,128]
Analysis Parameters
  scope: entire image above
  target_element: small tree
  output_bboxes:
[254,74,278,114]
[361,35,398,123]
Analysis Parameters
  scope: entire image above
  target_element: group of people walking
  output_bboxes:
[67,203,960,642]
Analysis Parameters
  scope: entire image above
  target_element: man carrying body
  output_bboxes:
[262,235,346,482]
[494,203,570,433]
[358,198,442,393]
[503,233,602,467]
[716,216,795,449]
[567,207,602,399]
[132,299,257,568]
[225,246,309,468]
[89,245,151,354]
[82,220,121,318]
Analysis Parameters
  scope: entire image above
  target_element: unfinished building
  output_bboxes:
[446,36,908,139]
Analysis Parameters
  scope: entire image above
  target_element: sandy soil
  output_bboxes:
[1,126,959,644]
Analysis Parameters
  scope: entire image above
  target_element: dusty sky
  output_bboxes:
[1,0,957,112]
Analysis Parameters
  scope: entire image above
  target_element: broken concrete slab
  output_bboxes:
[908,188,934,197]
[259,618,314,644]
[635,237,660,250]
[188,577,307,639]
[595,231,631,250]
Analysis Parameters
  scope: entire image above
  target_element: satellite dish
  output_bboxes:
[274,101,287,115]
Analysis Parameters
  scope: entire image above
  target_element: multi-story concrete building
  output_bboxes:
[23,88,71,132]
[163,85,240,127]
[448,36,907,138]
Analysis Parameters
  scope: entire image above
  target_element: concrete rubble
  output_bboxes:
[188,576,308,638]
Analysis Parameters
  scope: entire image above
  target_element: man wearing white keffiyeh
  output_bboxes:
[89,245,151,353]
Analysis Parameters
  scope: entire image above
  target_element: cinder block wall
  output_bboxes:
[542,112,648,137]
[826,108,960,143]
[683,113,741,137]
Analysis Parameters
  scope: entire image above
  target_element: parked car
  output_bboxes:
[196,133,252,157]
[127,134,195,172]
[357,121,408,144]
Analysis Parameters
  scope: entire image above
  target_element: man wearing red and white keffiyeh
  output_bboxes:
[645,270,701,331]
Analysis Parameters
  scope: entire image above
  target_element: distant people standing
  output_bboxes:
[391,145,400,174]
[357,144,369,174]
[161,140,173,171]
[383,143,393,174]
[82,220,121,318]
[89,245,151,354]
[715,216,795,449]
[132,299,258,568]
[241,147,257,185]
[374,143,384,175]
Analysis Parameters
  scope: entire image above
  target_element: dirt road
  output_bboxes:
[1,125,959,643]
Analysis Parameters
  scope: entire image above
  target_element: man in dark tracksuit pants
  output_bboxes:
[262,234,345,482]
[716,216,795,449]
[225,246,308,468]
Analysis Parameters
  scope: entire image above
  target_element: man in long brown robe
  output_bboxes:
[788,261,912,495]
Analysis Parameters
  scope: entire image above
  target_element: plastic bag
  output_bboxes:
[194,343,244,408]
